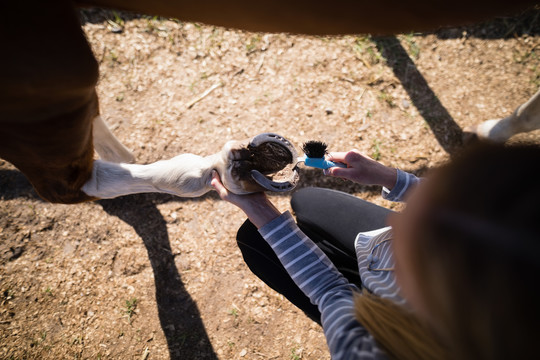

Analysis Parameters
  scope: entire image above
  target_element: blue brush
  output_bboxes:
[296,141,347,170]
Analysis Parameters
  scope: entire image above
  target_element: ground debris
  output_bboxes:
[1,8,539,360]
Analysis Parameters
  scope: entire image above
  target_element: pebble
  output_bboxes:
[402,99,410,109]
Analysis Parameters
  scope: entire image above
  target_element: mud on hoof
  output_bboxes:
[230,133,299,193]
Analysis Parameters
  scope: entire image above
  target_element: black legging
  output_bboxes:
[236,187,393,324]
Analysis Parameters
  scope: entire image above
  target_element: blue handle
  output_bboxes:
[304,158,347,170]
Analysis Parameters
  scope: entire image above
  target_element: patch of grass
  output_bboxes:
[290,347,302,360]
[402,33,420,59]
[530,63,540,87]
[112,11,124,27]
[173,332,189,347]
[354,37,370,51]
[108,49,119,64]
[246,36,261,54]
[26,204,36,215]
[43,286,53,296]
[106,11,124,33]
[144,15,161,33]
[354,37,382,66]
[513,46,538,65]
[371,139,382,160]
[228,307,239,318]
[136,328,143,342]
[378,91,396,108]
[189,80,199,93]
[123,297,138,324]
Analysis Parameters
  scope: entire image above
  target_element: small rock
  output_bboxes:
[402,99,410,109]
[239,349,248,357]
[325,108,333,115]
[358,124,369,132]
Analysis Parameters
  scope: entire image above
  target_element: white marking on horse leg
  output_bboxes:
[468,89,540,142]
[470,117,514,142]
[93,115,135,163]
[82,153,223,199]
[513,89,540,132]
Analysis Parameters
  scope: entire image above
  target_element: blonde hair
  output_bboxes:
[354,290,447,360]
[353,143,540,360]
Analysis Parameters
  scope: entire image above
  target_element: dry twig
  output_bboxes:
[140,347,149,360]
[186,82,223,109]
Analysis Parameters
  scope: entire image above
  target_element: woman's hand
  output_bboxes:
[325,150,397,189]
[211,170,281,228]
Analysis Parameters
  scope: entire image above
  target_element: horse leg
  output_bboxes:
[0,0,100,203]
[465,89,540,142]
[93,115,135,163]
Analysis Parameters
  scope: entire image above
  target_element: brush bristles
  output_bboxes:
[302,140,328,158]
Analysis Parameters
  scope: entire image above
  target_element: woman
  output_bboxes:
[211,142,540,360]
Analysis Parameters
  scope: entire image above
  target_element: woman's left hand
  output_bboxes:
[211,170,281,228]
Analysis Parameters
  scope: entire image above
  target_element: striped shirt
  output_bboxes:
[258,169,420,359]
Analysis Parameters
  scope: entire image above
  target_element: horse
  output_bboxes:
[1,0,536,203]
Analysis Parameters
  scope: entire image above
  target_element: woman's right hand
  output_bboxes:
[211,170,281,228]
[325,150,397,189]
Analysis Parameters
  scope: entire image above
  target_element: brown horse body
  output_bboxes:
[0,0,536,203]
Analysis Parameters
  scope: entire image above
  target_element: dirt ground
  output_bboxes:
[1,6,540,360]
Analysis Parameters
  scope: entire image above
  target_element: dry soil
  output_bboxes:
[1,6,540,360]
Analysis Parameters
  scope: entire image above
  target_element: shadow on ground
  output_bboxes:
[0,169,39,201]
[99,194,218,360]
[372,36,464,155]
[432,5,540,39]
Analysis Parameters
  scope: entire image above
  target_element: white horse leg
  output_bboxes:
[92,115,135,163]
[465,89,540,142]
[82,132,298,200]
[82,154,220,199]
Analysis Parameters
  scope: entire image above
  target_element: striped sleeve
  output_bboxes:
[259,211,388,360]
[382,169,421,202]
